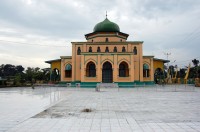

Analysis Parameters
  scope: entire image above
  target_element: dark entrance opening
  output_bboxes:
[102,61,113,83]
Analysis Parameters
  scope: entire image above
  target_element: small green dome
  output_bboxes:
[93,18,120,32]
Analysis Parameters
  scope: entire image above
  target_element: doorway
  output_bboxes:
[102,61,113,83]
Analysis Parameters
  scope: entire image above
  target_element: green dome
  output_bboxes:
[93,18,120,32]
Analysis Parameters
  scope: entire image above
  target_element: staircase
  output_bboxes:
[96,83,118,88]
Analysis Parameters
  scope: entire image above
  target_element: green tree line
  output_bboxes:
[0,64,50,87]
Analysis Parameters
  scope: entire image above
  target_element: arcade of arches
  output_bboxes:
[45,17,169,85]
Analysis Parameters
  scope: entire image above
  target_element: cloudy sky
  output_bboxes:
[0,0,200,69]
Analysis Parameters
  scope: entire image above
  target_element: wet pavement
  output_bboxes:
[0,85,200,132]
[0,87,63,132]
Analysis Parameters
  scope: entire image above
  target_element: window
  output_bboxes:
[105,38,109,42]
[89,46,92,52]
[133,46,137,55]
[122,46,126,52]
[105,46,109,52]
[65,64,72,78]
[143,64,150,77]
[97,46,101,52]
[86,62,96,77]
[92,39,93,42]
[120,39,122,42]
[77,47,81,55]
[119,62,129,77]
[113,46,117,52]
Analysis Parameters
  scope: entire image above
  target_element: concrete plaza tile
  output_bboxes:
[1,85,200,132]
[153,129,166,132]
[100,130,111,132]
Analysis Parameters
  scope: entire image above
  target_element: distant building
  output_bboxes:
[45,17,169,87]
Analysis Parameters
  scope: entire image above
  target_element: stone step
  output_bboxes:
[96,83,118,88]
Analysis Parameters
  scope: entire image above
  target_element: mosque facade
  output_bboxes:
[46,17,168,87]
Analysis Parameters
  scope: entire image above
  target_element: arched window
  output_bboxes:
[105,46,109,52]
[89,46,92,52]
[77,47,81,55]
[86,62,96,77]
[105,38,109,42]
[133,46,137,55]
[122,46,126,52]
[113,46,117,52]
[119,62,129,77]
[65,64,72,78]
[97,46,101,52]
[143,64,150,77]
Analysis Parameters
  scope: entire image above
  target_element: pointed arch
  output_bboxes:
[118,59,130,65]
[101,59,114,65]
[133,46,137,55]
[105,46,109,52]
[97,46,101,52]
[143,63,150,77]
[89,46,92,52]
[85,59,97,65]
[77,47,81,55]
[119,61,129,77]
[102,61,113,83]
[65,64,72,78]
[86,61,96,77]
[113,46,117,52]
[122,46,126,52]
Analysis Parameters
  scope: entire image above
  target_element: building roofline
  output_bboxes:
[85,31,129,39]
[81,52,135,55]
[60,56,72,59]
[153,58,170,63]
[71,41,143,44]
[143,55,154,58]
[45,59,61,64]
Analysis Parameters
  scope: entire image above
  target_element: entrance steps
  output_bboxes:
[96,83,118,88]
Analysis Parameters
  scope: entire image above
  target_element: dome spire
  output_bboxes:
[106,11,107,18]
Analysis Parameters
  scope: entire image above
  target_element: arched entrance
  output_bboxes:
[102,61,113,83]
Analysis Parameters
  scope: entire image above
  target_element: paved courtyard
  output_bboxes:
[0,85,200,132]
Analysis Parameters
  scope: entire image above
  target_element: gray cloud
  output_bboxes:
[0,0,200,68]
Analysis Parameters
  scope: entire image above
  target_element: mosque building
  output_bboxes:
[45,16,168,87]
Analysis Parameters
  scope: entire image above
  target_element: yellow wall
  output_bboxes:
[153,60,164,72]
[51,61,61,72]
[67,39,154,83]
[57,32,157,83]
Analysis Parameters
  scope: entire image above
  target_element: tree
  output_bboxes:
[178,68,186,78]
[3,64,16,76]
[25,67,49,82]
[41,68,50,82]
[192,59,199,78]
[1,63,51,86]
[15,65,24,73]
[0,64,25,77]
[0,64,4,77]
[169,65,175,78]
